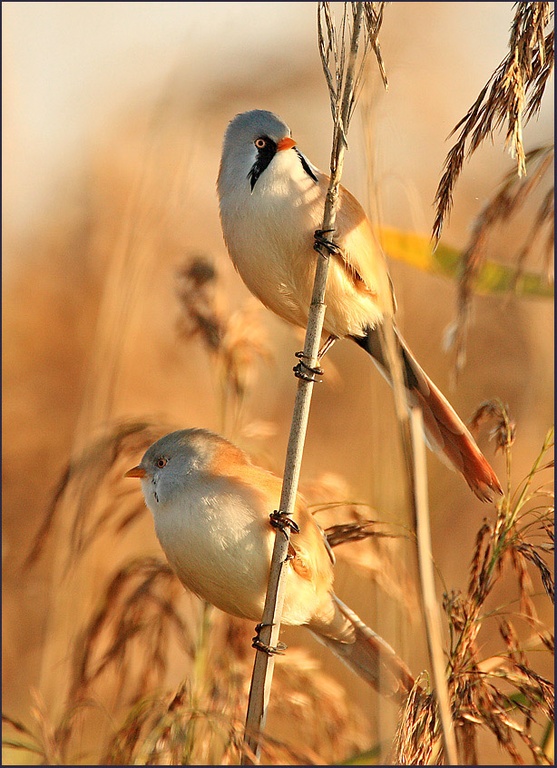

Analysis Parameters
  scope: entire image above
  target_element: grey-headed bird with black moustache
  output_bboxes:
[217,109,502,502]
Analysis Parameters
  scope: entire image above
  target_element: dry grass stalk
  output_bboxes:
[410,406,458,764]
[242,4,388,762]
[443,145,554,379]
[432,2,554,245]
[393,404,554,765]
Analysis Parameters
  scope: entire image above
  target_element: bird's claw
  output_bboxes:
[252,622,287,656]
[293,351,324,383]
[270,510,300,538]
[313,228,342,257]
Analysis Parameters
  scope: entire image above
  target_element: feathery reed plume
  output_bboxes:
[25,422,166,567]
[433,2,554,245]
[26,250,276,571]
[175,256,223,351]
[306,472,418,616]
[318,1,388,130]
[175,254,273,435]
[443,145,554,378]
[393,406,554,765]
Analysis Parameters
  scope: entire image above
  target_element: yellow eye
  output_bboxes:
[254,138,266,149]
[155,457,168,469]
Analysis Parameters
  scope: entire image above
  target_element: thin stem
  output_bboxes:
[411,408,459,766]
[242,3,367,763]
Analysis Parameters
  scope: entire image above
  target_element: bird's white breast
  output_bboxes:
[220,151,323,328]
[149,474,274,621]
[219,149,388,338]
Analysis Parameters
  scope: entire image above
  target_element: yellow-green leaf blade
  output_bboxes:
[379,227,554,298]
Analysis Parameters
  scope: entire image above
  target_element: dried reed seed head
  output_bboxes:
[304,473,418,615]
[68,556,192,713]
[510,547,538,620]
[175,255,224,351]
[24,421,169,567]
[455,145,554,338]
[317,2,387,132]
[516,541,555,603]
[432,2,553,243]
[443,589,468,631]
[498,617,525,660]
[469,398,516,452]
[219,298,273,399]
[392,682,439,765]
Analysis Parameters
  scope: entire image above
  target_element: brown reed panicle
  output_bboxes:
[393,403,554,765]
[432,2,554,245]
[5,249,382,763]
[444,145,554,377]
[25,253,270,567]
[2,696,61,765]
[175,254,273,434]
[24,421,169,568]
[67,558,191,708]
[305,472,418,618]
[60,584,368,764]
[317,2,387,138]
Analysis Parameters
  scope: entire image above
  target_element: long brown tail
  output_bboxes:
[310,595,415,704]
[353,325,503,502]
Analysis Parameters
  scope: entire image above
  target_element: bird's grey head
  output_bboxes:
[132,428,222,508]
[218,110,291,195]
[218,109,316,196]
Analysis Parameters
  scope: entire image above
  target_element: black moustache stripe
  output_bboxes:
[295,148,319,183]
[247,140,319,191]
[248,138,277,191]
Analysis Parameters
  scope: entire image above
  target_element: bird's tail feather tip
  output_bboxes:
[312,597,415,704]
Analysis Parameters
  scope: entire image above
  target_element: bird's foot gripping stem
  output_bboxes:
[269,510,300,539]
[293,351,323,383]
[313,228,342,257]
[252,622,287,656]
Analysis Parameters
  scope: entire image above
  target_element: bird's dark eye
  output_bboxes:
[155,457,168,469]
[254,137,267,150]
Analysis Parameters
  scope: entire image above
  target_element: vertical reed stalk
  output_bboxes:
[242,3,378,762]
[410,407,458,765]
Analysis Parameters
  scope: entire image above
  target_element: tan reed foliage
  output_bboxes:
[175,255,273,437]
[444,145,554,379]
[433,2,554,245]
[306,471,418,617]
[393,402,554,765]
[5,252,403,765]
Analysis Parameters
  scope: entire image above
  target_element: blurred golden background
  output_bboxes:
[3,3,553,764]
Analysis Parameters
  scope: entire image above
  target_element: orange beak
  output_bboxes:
[125,465,146,479]
[277,136,296,151]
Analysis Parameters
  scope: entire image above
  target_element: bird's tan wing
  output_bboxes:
[210,443,335,592]
[317,174,396,318]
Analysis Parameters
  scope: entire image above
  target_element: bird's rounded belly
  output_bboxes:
[154,502,272,621]
[224,202,377,339]
[232,244,376,339]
